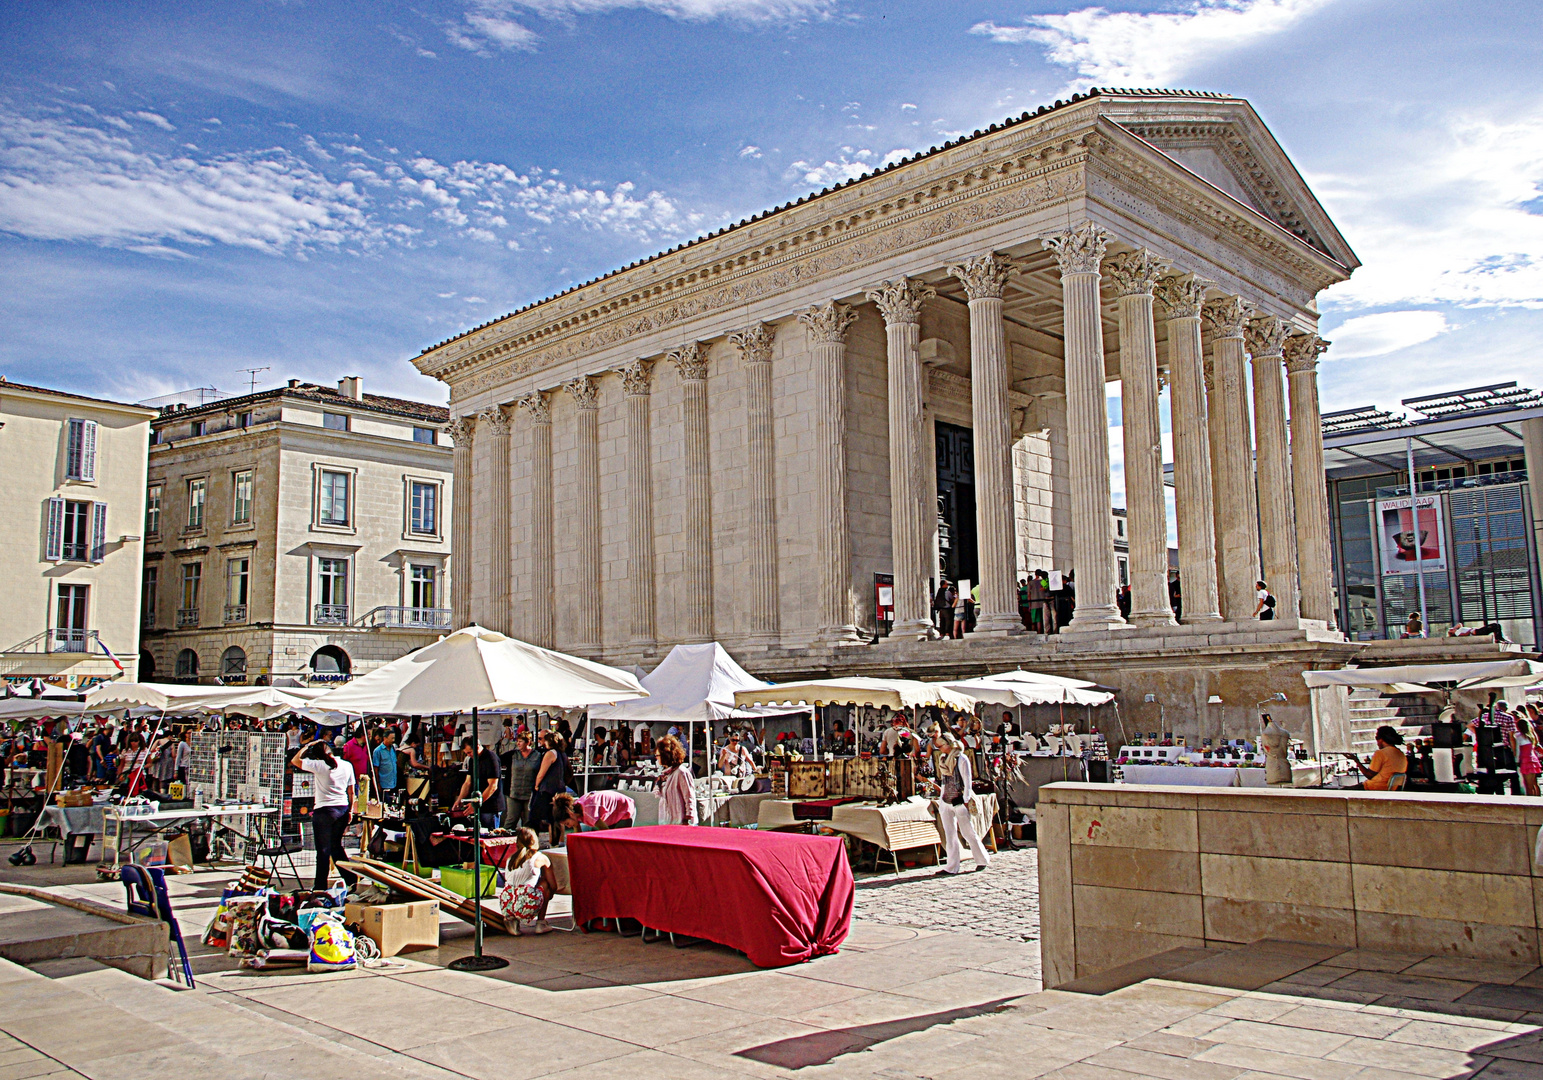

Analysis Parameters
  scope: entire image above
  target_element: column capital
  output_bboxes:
[866,277,935,325]
[1283,333,1329,374]
[476,405,511,435]
[1246,315,1290,359]
[1201,295,1254,339]
[947,253,1019,301]
[564,375,600,410]
[616,360,654,396]
[666,341,709,381]
[1156,274,1215,320]
[728,322,776,364]
[799,300,858,344]
[1042,222,1109,275]
[516,390,551,424]
[1103,249,1169,297]
[446,414,477,444]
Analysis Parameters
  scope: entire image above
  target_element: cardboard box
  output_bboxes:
[344,900,440,957]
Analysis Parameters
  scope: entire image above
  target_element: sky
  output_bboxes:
[2,0,1540,458]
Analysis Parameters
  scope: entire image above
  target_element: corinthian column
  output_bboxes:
[1106,249,1174,627]
[866,277,937,640]
[477,406,512,633]
[729,323,780,644]
[1202,297,1261,620]
[1157,274,1222,622]
[1285,333,1335,626]
[798,301,862,644]
[517,393,553,646]
[667,343,714,643]
[565,376,603,653]
[1043,224,1123,631]
[447,414,475,629]
[1247,315,1299,621]
[948,253,1022,635]
[617,362,656,648]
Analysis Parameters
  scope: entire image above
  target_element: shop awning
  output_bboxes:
[1302,659,1543,692]
[82,682,328,718]
[734,677,977,712]
[940,670,1116,707]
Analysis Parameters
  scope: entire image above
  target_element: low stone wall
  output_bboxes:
[1037,781,1543,988]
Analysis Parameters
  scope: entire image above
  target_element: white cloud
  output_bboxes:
[128,110,176,131]
[972,0,1334,91]
[447,6,541,53]
[447,0,830,52]
[739,145,762,159]
[900,103,916,111]
[1323,311,1449,360]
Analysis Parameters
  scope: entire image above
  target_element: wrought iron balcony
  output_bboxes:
[314,604,349,625]
[176,607,199,627]
[356,606,452,629]
[47,628,96,653]
[224,604,247,624]
[142,610,156,630]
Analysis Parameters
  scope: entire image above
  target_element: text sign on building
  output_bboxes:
[1376,494,1447,577]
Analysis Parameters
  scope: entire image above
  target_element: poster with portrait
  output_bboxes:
[1376,494,1446,577]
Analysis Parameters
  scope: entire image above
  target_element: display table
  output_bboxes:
[103,804,274,868]
[758,793,997,853]
[568,826,853,967]
[39,805,107,864]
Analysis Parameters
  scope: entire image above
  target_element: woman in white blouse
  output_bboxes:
[655,735,697,826]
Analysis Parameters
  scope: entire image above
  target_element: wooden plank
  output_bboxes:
[340,858,508,934]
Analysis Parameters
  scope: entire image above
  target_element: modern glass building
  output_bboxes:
[1322,382,1543,648]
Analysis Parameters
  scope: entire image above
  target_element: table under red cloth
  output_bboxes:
[568,826,853,967]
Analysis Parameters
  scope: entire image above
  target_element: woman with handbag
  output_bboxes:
[936,732,991,875]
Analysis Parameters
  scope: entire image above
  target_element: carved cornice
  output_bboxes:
[1042,222,1108,275]
[1246,315,1290,359]
[1201,296,1253,339]
[1283,333,1329,374]
[616,360,654,397]
[1103,249,1169,297]
[947,253,1019,301]
[1155,274,1214,320]
[667,342,709,382]
[516,391,551,424]
[477,406,510,435]
[866,277,936,325]
[799,300,858,345]
[446,415,477,444]
[564,376,600,410]
[727,322,776,364]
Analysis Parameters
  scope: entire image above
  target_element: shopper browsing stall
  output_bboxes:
[528,730,567,843]
[453,736,504,830]
[936,732,991,874]
[496,828,556,935]
[552,790,635,833]
[290,738,358,890]
[655,734,697,826]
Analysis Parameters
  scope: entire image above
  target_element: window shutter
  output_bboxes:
[80,420,98,482]
[45,498,64,561]
[65,419,82,479]
[90,502,108,562]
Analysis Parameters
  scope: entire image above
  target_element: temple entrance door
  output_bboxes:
[935,422,978,587]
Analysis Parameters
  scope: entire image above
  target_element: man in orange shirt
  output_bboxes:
[1352,726,1408,791]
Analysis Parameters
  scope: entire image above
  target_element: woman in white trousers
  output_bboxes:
[937,733,991,874]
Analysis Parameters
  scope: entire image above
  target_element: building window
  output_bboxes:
[323,412,349,431]
[232,469,254,524]
[146,485,162,537]
[190,419,206,437]
[45,498,105,562]
[187,477,206,530]
[60,500,90,562]
[1117,556,1130,587]
[236,411,252,429]
[176,648,199,678]
[54,584,88,652]
[409,481,438,535]
[221,646,247,678]
[225,557,250,623]
[65,418,98,481]
[318,470,350,526]
[179,563,201,627]
[142,566,157,629]
[316,557,349,624]
[412,426,436,445]
[410,564,436,611]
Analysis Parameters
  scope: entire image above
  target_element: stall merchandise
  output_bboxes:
[569,826,852,967]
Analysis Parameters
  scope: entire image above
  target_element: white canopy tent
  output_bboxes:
[0,699,88,721]
[940,670,1116,708]
[735,677,977,712]
[83,683,328,719]
[1302,659,1543,693]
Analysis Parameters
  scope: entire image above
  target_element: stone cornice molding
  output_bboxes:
[616,360,654,397]
[1283,333,1329,373]
[446,415,477,444]
[1201,296,1253,339]
[866,278,936,325]
[564,376,600,410]
[1246,315,1290,359]
[1155,274,1214,320]
[477,406,510,435]
[1043,222,1109,276]
[798,301,858,345]
[947,253,1019,301]
[727,323,776,364]
[516,391,551,424]
[666,342,710,382]
[1103,249,1169,297]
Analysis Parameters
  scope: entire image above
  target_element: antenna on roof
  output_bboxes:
[238,367,270,395]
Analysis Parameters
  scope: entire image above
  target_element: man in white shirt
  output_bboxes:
[290,740,357,891]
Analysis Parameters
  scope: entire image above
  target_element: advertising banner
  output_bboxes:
[1376,494,1446,577]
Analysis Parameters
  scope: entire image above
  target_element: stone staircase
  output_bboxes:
[1346,688,1424,753]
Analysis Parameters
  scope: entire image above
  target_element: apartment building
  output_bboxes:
[0,378,155,689]
[140,377,453,684]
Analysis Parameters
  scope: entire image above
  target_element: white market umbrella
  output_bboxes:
[0,699,88,721]
[941,670,1115,708]
[734,676,977,712]
[1302,659,1543,693]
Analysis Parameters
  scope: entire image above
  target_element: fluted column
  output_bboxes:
[667,343,714,643]
[1158,274,1222,623]
[798,301,862,644]
[1202,297,1261,620]
[1285,334,1335,626]
[617,362,656,648]
[516,393,553,647]
[867,277,938,640]
[565,376,603,653]
[729,323,780,644]
[948,253,1022,635]
[1107,249,1174,627]
[447,415,476,629]
[1043,224,1124,631]
[1247,316,1299,621]
[477,406,512,633]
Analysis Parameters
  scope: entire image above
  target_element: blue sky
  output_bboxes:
[2,0,1540,434]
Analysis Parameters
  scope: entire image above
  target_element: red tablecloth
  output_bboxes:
[568,826,853,967]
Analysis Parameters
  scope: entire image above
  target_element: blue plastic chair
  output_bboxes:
[120,864,195,987]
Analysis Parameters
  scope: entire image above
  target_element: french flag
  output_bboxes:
[95,637,124,673]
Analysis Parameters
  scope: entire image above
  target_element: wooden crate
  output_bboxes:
[787,762,827,799]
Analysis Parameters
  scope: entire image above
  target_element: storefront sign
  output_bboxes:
[1376,494,1447,577]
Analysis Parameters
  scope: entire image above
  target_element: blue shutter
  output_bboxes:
[45,497,64,561]
[90,502,108,562]
[80,420,97,482]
